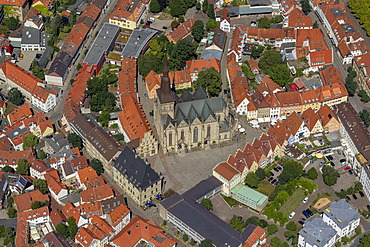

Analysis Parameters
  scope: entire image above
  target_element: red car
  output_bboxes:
[344,166,351,170]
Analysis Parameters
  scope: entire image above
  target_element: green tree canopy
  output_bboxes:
[149,0,161,13]
[1,166,15,173]
[270,236,281,247]
[168,0,187,17]
[98,110,110,127]
[301,0,311,14]
[200,198,213,211]
[56,223,69,239]
[194,67,222,97]
[207,4,215,19]
[267,224,278,235]
[322,165,340,186]
[33,179,49,194]
[170,39,197,70]
[268,64,294,88]
[8,88,24,106]
[67,133,83,149]
[199,239,213,247]
[2,17,20,30]
[7,207,17,218]
[245,172,260,188]
[348,0,370,35]
[138,53,163,77]
[191,20,204,42]
[202,0,208,12]
[31,201,46,210]
[196,1,201,10]
[251,46,264,59]
[90,158,104,175]
[206,19,218,31]
[258,16,271,29]
[229,215,246,232]
[258,50,283,70]
[286,221,297,231]
[16,159,31,175]
[360,110,370,127]
[307,167,318,180]
[359,90,370,102]
[245,216,260,226]
[182,233,189,242]
[23,133,39,148]
[278,159,303,184]
[255,168,266,180]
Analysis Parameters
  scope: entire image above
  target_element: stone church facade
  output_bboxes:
[154,56,236,154]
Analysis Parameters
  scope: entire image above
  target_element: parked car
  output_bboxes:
[19,54,24,59]
[344,166,351,170]
[271,179,277,185]
[270,171,274,177]
[273,167,279,172]
[359,191,365,197]
[340,159,346,163]
[367,205,370,211]
[298,221,304,225]
[145,201,156,207]
[330,162,335,167]
[306,209,314,216]
[277,166,283,171]
[352,194,357,200]
[327,155,333,161]
[302,210,311,218]
[301,218,306,222]
[303,197,308,203]
[162,26,168,29]
[272,180,279,186]
[156,194,164,201]
[268,177,274,182]
[289,212,296,219]
[346,196,351,201]
[348,170,353,175]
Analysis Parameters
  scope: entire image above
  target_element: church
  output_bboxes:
[154,56,236,154]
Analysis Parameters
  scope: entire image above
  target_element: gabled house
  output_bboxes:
[301,107,323,134]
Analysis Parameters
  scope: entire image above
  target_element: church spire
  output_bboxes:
[160,53,171,95]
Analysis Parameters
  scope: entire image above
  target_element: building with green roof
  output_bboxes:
[230,184,268,212]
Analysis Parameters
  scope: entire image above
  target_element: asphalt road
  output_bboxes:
[45,0,121,124]
[0,218,17,229]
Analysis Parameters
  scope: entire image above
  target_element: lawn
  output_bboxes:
[221,195,244,207]
[278,188,306,217]
[256,180,275,197]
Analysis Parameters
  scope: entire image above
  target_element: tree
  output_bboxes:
[202,0,208,12]
[183,0,196,8]
[359,233,370,247]
[259,219,268,228]
[16,159,30,175]
[348,0,370,35]
[194,67,222,97]
[270,236,281,247]
[7,207,17,218]
[284,230,295,239]
[32,61,46,80]
[23,134,39,148]
[307,167,318,180]
[2,17,20,30]
[170,39,197,70]
[68,133,83,149]
[98,110,110,127]
[69,224,78,239]
[206,19,218,31]
[268,63,293,88]
[255,168,266,180]
[191,20,204,42]
[278,159,303,184]
[301,0,311,14]
[313,21,319,28]
[149,0,161,13]
[281,241,290,247]
[182,233,189,242]
[286,221,297,231]
[56,223,69,239]
[1,166,15,173]
[36,148,47,159]
[258,16,270,29]
[7,88,24,106]
[345,76,358,96]
[33,179,49,194]
[355,181,363,191]
[138,53,163,77]
[200,198,213,211]
[245,216,260,226]
[196,1,201,10]
[359,90,370,102]
[322,165,340,186]
[90,158,104,175]
[168,0,187,17]
[267,224,278,235]
[229,215,246,232]
[245,172,260,188]
[199,239,213,247]
[360,110,370,127]
[31,201,46,210]
[251,46,264,59]
[207,4,215,20]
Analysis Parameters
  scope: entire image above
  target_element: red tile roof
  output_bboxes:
[145,70,161,92]
[288,15,312,28]
[80,184,114,203]
[317,105,338,126]
[107,203,130,227]
[118,57,137,96]
[0,0,27,6]
[0,150,32,167]
[44,173,67,195]
[7,103,32,125]
[319,65,344,85]
[309,49,333,67]
[118,94,152,141]
[301,108,320,131]
[186,58,221,74]
[166,19,196,43]
[77,167,99,185]
[111,216,178,247]
[214,162,240,181]
[14,190,49,212]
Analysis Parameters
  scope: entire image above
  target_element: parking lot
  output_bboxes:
[266,164,283,186]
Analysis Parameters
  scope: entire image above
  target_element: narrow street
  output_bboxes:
[46,0,121,124]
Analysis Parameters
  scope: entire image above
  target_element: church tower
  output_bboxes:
[155,54,177,119]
